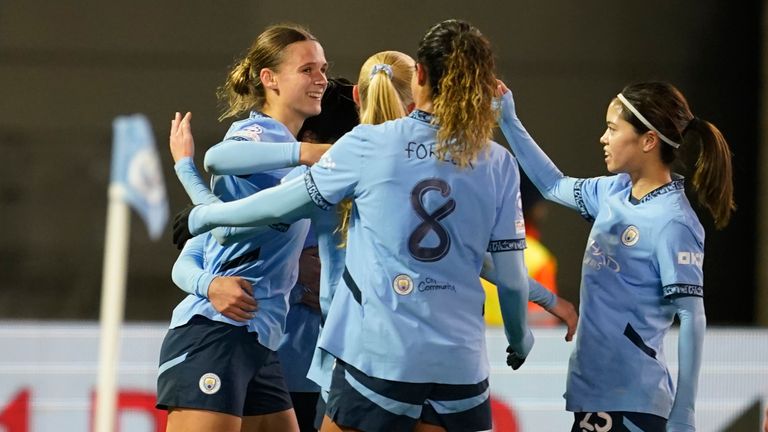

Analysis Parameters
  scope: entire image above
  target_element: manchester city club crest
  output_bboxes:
[392,274,414,295]
[621,225,640,247]
[199,372,221,395]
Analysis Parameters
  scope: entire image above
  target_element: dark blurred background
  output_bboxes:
[0,1,764,325]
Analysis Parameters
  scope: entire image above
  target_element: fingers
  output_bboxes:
[232,279,257,309]
[234,297,257,312]
[222,295,257,322]
[209,276,259,322]
[494,80,510,98]
[565,326,575,342]
[181,112,192,134]
[236,278,254,297]
[221,306,255,322]
[240,293,258,309]
[169,111,190,138]
[170,112,181,136]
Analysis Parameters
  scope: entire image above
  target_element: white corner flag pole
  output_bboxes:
[94,184,131,432]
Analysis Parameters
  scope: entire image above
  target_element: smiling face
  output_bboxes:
[599,99,646,174]
[264,40,328,122]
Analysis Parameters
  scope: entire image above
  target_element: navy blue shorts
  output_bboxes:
[289,391,319,432]
[572,411,667,432]
[156,315,292,417]
[325,360,491,432]
[313,389,328,430]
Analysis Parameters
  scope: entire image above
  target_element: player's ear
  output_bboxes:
[641,131,660,153]
[260,68,278,90]
[415,63,427,86]
[352,85,360,107]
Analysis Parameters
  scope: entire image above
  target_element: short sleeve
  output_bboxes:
[488,154,527,253]
[224,116,291,143]
[572,176,617,222]
[305,125,369,209]
[656,221,705,298]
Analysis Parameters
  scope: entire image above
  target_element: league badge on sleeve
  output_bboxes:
[229,124,264,141]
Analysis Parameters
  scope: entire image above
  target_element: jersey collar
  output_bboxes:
[408,109,435,124]
[634,176,685,204]
[249,111,271,119]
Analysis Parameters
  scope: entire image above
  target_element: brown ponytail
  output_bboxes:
[685,118,735,229]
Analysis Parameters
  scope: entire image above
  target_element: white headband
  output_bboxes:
[616,93,680,148]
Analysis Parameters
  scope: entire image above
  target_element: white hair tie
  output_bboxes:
[370,64,393,80]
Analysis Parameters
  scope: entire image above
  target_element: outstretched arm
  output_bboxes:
[175,157,288,245]
[172,125,274,245]
[496,83,584,212]
[170,112,312,245]
[187,174,316,236]
[667,296,706,432]
[174,123,372,246]
[171,111,329,175]
[204,140,330,174]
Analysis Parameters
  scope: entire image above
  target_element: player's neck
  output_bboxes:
[413,100,434,114]
[261,104,303,138]
[412,84,434,113]
[629,166,672,201]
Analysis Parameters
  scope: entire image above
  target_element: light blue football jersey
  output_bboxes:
[497,90,706,418]
[175,146,348,393]
[306,110,527,384]
[277,224,321,392]
[565,174,704,418]
[276,166,348,392]
[169,112,310,351]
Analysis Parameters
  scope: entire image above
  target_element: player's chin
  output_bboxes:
[304,102,322,117]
